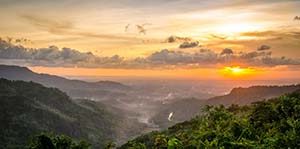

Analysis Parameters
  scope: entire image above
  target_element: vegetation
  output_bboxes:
[0,78,117,148]
[152,85,300,130]
[120,91,300,149]
[2,77,300,148]
[28,133,90,149]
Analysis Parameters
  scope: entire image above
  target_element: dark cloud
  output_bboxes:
[179,41,199,48]
[1,37,33,45]
[166,36,192,43]
[262,56,298,66]
[239,51,272,59]
[144,48,299,67]
[294,16,300,20]
[147,49,193,64]
[1,38,299,68]
[0,39,124,68]
[220,48,233,55]
[15,38,32,44]
[257,45,271,51]
[0,39,31,59]
[146,49,218,65]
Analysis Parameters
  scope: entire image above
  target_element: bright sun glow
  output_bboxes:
[215,23,263,34]
[228,67,243,74]
[221,66,255,79]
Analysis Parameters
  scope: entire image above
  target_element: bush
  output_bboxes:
[28,133,90,149]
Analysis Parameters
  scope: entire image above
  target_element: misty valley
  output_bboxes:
[1,65,300,148]
[1,0,300,148]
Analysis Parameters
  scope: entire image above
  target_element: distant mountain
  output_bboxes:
[152,98,205,129]
[0,65,130,99]
[119,91,300,148]
[0,78,120,148]
[152,84,300,129]
[207,85,300,106]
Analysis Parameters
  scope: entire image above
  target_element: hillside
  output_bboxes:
[152,98,205,129]
[0,65,130,99]
[207,85,300,105]
[151,84,300,129]
[120,91,300,148]
[0,78,120,148]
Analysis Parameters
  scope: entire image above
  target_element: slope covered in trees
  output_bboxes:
[0,78,119,148]
[0,65,130,99]
[27,133,91,149]
[120,91,300,148]
[151,85,300,129]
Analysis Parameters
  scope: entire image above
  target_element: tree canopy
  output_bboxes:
[120,92,300,149]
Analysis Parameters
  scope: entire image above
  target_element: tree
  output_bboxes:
[28,133,90,149]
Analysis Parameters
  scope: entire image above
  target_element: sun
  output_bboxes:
[227,67,243,74]
[215,22,263,35]
[220,66,255,79]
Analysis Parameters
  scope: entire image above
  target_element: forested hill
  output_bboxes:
[0,65,130,99]
[120,91,300,148]
[151,84,300,129]
[207,85,300,105]
[0,78,118,148]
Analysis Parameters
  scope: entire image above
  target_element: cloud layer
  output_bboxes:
[0,38,299,68]
[0,39,124,68]
[145,48,299,67]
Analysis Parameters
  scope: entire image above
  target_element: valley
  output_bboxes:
[1,65,300,148]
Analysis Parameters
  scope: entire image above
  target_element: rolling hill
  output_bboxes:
[120,91,300,148]
[0,78,123,148]
[207,85,300,105]
[152,84,300,129]
[0,65,130,99]
[152,98,205,129]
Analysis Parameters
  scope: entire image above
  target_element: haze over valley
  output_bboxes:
[1,0,300,148]
[1,65,300,148]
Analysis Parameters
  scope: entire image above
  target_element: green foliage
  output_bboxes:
[123,141,146,149]
[154,134,168,148]
[167,138,182,149]
[104,141,116,149]
[120,92,300,149]
[28,133,90,149]
[0,79,116,148]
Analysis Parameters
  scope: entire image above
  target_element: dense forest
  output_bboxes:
[120,90,300,148]
[0,79,118,148]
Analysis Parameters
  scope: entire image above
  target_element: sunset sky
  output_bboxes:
[0,0,300,80]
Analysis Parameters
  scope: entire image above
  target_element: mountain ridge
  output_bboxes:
[0,64,130,99]
[152,84,300,129]
[0,78,120,148]
[119,91,300,148]
[207,84,300,105]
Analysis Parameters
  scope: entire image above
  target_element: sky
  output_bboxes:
[0,0,300,80]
